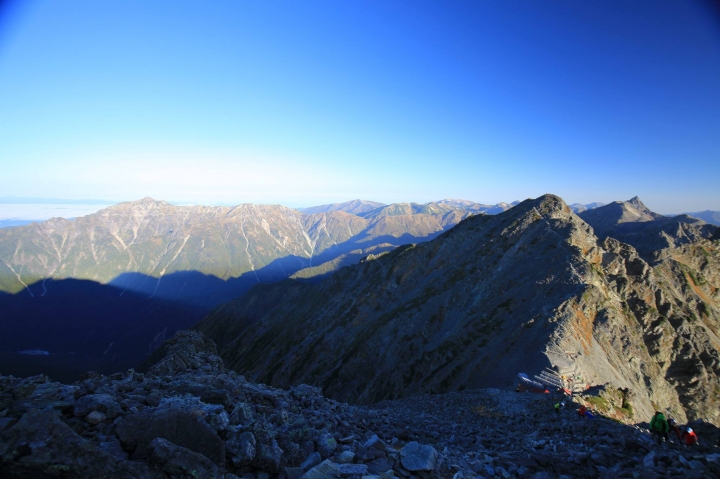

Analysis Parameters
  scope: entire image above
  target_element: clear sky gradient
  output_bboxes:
[1,1,719,212]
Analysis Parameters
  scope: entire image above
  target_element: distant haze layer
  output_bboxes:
[0,204,109,221]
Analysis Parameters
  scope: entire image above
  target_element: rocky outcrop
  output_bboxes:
[198,194,720,425]
[2,330,719,478]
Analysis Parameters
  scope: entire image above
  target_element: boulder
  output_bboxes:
[317,432,338,458]
[303,459,341,479]
[73,393,122,419]
[253,439,284,473]
[399,442,438,472]
[336,450,355,463]
[147,437,219,477]
[643,451,655,468]
[85,410,107,425]
[366,456,393,475]
[115,407,225,465]
[301,451,323,471]
[287,466,306,479]
[227,429,257,467]
[230,402,254,424]
[364,435,387,451]
[336,463,368,477]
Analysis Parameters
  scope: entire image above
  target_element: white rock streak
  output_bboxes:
[0,258,34,297]
[321,215,337,248]
[240,219,260,282]
[150,235,190,299]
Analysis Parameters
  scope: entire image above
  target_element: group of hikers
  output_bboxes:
[649,411,700,447]
[520,372,703,448]
[553,401,595,418]
[552,402,701,447]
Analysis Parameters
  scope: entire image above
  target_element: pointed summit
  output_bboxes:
[579,196,663,238]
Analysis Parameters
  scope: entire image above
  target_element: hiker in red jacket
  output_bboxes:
[681,427,699,447]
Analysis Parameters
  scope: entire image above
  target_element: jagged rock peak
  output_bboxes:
[625,196,659,215]
[514,193,571,216]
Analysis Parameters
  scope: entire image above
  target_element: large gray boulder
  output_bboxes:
[147,437,219,478]
[303,459,341,479]
[399,441,438,472]
[73,393,122,419]
[115,407,225,465]
[226,429,257,467]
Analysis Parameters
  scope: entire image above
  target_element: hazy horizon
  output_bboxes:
[0,194,714,224]
[1,1,719,212]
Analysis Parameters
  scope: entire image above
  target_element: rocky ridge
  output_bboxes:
[198,194,720,425]
[2,330,719,479]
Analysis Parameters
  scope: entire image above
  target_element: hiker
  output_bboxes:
[577,405,587,418]
[668,418,682,442]
[554,402,565,414]
[680,427,699,447]
[649,411,669,445]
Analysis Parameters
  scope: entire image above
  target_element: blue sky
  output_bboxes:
[0,1,719,213]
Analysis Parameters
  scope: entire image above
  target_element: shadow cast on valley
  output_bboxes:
[0,228,450,383]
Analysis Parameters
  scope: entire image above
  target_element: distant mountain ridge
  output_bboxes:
[569,202,605,214]
[0,197,469,301]
[297,199,386,215]
[685,210,720,226]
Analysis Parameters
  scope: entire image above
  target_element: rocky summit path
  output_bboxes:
[1,331,719,478]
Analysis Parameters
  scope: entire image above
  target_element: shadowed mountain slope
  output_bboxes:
[0,278,204,382]
[198,194,720,425]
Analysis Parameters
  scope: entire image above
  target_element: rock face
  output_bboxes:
[198,194,720,425]
[2,330,719,478]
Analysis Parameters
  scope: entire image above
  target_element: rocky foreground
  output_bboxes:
[2,331,720,479]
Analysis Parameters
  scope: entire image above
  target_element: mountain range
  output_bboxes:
[0,197,492,379]
[2,193,719,428]
[197,195,720,425]
[0,198,491,302]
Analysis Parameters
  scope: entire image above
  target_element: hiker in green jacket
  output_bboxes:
[649,411,669,445]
